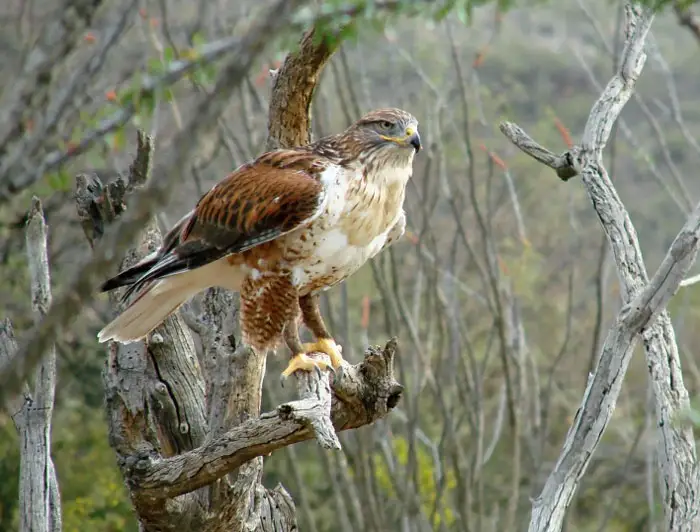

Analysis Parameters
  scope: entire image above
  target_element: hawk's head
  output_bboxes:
[341,108,421,170]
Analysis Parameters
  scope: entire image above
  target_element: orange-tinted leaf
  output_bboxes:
[139,7,147,18]
[254,65,268,87]
[497,255,509,275]
[83,32,96,44]
[405,230,419,245]
[472,46,487,68]
[554,117,573,148]
[66,142,78,155]
[489,153,507,170]
[105,90,117,102]
[361,295,370,329]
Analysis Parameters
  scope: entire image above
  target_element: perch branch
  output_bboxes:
[499,4,699,531]
[285,354,341,449]
[126,341,401,500]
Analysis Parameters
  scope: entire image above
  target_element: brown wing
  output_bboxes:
[183,150,328,251]
[101,150,332,299]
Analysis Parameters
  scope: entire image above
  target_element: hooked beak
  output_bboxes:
[405,127,421,152]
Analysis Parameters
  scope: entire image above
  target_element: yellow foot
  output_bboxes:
[302,338,344,369]
[281,352,331,378]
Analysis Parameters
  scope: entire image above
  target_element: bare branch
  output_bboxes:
[266,28,337,150]
[498,122,580,181]
[679,273,700,287]
[284,354,341,450]
[0,0,106,159]
[500,3,700,530]
[528,196,700,530]
[127,341,401,500]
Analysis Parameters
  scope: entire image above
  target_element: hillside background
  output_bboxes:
[1,0,700,530]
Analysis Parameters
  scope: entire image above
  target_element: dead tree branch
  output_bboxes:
[266,28,336,150]
[0,199,61,532]
[0,0,106,163]
[501,3,700,531]
[122,343,400,500]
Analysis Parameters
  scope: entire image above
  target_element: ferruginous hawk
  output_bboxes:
[98,108,421,378]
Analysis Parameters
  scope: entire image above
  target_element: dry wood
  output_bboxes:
[500,3,700,531]
[0,199,61,532]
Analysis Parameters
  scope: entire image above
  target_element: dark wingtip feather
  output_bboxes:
[100,277,123,292]
[100,258,159,293]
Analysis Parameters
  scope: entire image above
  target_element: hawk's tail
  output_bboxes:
[97,274,202,344]
[98,258,243,344]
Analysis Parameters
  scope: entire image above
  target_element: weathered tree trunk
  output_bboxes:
[72,25,403,532]
[0,199,61,532]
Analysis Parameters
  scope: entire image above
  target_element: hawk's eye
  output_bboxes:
[378,120,393,131]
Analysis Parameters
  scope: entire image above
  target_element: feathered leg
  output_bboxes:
[299,293,344,370]
[239,274,331,378]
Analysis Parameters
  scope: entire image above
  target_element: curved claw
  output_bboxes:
[302,338,344,370]
[280,352,331,383]
[333,363,345,385]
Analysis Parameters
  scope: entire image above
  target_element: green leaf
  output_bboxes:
[163,46,175,64]
[139,89,157,118]
[46,169,72,192]
[147,57,165,75]
[191,31,206,47]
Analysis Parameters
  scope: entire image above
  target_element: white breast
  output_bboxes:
[288,162,407,291]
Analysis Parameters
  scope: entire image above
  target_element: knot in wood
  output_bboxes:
[386,384,403,410]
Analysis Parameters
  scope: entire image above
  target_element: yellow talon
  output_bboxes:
[302,338,344,369]
[281,353,331,378]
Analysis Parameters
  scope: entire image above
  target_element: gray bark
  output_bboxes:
[0,198,61,532]
[501,3,700,530]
